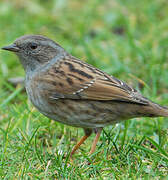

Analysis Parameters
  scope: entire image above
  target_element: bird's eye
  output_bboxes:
[29,43,38,50]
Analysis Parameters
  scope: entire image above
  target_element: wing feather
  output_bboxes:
[36,56,149,105]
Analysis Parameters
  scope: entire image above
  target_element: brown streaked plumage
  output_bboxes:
[2,35,168,157]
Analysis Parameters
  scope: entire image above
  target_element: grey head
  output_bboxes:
[2,35,66,72]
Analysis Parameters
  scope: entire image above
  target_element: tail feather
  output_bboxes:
[143,101,168,117]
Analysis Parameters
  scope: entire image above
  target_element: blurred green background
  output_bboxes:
[0,0,168,179]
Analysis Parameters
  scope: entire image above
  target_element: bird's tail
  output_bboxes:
[141,101,168,117]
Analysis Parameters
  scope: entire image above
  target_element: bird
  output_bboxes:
[2,35,168,156]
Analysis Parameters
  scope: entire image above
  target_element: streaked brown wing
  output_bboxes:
[38,56,149,105]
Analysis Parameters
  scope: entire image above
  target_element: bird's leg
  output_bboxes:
[70,129,92,157]
[89,128,102,155]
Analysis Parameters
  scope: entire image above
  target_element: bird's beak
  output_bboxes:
[1,44,20,52]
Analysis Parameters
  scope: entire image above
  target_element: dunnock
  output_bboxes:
[2,35,168,156]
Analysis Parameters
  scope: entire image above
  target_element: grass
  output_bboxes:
[0,0,168,179]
